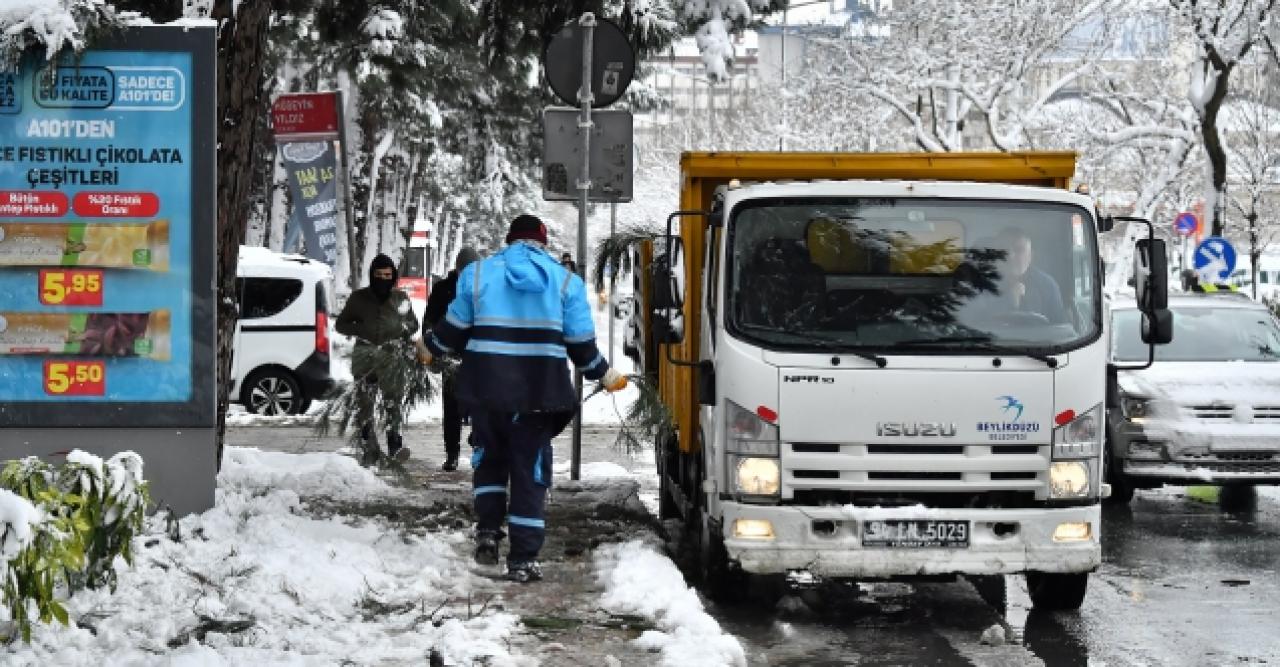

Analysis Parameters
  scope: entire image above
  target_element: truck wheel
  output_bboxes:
[696,510,744,603]
[656,434,680,520]
[967,574,1007,612]
[1025,572,1088,611]
[1104,448,1135,506]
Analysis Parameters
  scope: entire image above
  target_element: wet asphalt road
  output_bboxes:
[715,487,1280,666]
[230,422,1280,666]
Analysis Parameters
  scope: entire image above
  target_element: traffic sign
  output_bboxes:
[544,18,635,108]
[1174,212,1198,236]
[542,108,633,202]
[1193,235,1237,282]
[271,92,340,141]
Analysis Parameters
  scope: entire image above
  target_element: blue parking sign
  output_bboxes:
[1193,236,1236,282]
[1174,212,1197,236]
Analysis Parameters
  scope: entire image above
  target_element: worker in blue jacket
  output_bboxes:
[418,214,628,583]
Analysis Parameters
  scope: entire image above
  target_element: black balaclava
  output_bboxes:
[369,253,397,301]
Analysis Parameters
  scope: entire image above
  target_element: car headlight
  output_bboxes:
[1049,461,1090,498]
[1053,403,1101,459]
[726,400,779,457]
[734,457,781,496]
[1122,396,1151,422]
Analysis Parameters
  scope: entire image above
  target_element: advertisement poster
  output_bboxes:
[0,47,204,411]
[281,141,340,267]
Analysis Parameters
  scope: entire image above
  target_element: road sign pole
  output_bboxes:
[608,201,616,359]
[571,13,596,483]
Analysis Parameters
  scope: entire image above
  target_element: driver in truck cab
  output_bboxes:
[991,227,1067,324]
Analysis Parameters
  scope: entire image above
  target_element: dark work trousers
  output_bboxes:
[442,373,462,458]
[471,409,555,562]
[357,376,403,455]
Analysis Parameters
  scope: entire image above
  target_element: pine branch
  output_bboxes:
[610,373,674,456]
[591,225,662,287]
[315,339,439,443]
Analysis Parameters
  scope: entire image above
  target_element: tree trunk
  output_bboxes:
[212,0,272,469]
[1200,63,1233,237]
[1250,211,1261,300]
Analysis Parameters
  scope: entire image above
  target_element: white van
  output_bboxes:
[231,246,335,415]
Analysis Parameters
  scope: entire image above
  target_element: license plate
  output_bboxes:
[861,520,970,548]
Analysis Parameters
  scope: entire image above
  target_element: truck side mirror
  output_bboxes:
[1133,238,1169,312]
[652,309,684,344]
[651,236,685,310]
[1133,238,1173,345]
[1141,309,1174,345]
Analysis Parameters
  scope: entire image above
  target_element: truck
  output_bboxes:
[630,151,1171,610]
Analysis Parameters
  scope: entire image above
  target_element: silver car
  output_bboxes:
[1107,293,1280,503]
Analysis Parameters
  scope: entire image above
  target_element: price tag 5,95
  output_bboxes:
[39,269,105,306]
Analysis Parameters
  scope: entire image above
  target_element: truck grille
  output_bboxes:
[1187,404,1233,421]
[784,442,1049,499]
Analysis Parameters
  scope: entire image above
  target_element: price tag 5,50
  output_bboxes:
[39,269,104,306]
[44,360,106,396]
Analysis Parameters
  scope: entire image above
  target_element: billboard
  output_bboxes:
[0,28,215,429]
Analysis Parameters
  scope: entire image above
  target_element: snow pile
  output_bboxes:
[0,489,41,563]
[219,446,397,501]
[3,447,528,665]
[595,541,746,667]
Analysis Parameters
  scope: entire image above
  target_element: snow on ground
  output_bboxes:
[594,541,747,667]
[3,447,531,666]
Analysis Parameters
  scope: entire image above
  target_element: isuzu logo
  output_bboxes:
[876,422,957,437]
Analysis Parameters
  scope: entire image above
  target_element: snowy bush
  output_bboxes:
[0,451,150,642]
[0,0,120,68]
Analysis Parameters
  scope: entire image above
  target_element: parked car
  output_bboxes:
[231,246,335,415]
[1107,293,1280,503]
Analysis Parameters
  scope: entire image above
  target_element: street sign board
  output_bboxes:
[271,92,340,141]
[1193,236,1237,282]
[0,25,218,514]
[544,18,635,108]
[542,108,633,202]
[1174,212,1198,236]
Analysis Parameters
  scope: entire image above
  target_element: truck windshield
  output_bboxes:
[727,197,1101,353]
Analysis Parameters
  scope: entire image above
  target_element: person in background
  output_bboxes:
[335,254,420,465]
[418,215,628,583]
[559,252,577,274]
[423,247,481,471]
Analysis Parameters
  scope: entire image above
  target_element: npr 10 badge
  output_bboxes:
[39,269,104,306]
[43,359,106,396]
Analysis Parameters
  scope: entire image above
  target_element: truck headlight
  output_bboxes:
[1053,404,1101,459]
[1049,462,1090,498]
[734,457,781,496]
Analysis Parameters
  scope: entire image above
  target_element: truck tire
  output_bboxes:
[1104,447,1135,506]
[696,510,746,604]
[967,574,1007,612]
[656,434,681,520]
[1025,572,1088,611]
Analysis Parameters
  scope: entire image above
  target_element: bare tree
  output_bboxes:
[1171,0,1278,235]
[1225,95,1280,296]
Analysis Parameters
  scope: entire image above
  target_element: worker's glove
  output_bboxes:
[601,368,628,393]
[415,338,433,365]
